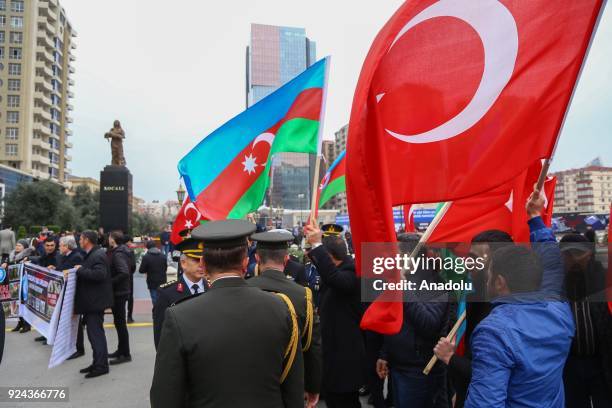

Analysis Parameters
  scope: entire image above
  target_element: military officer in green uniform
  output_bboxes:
[152,238,207,349]
[248,229,323,408]
[150,220,304,408]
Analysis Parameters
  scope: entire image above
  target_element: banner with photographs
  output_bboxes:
[19,263,65,342]
[0,264,23,319]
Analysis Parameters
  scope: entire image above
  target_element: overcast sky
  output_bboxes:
[62,0,611,202]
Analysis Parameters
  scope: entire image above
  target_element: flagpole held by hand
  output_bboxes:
[535,158,552,193]
[309,155,322,223]
[423,310,466,375]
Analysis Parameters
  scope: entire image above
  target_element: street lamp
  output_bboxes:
[176,183,186,203]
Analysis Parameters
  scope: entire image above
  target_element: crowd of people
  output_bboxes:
[1,185,611,407]
[146,187,611,407]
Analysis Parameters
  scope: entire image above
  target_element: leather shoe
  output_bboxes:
[11,324,22,332]
[19,326,31,333]
[79,365,94,374]
[85,368,109,378]
[127,317,135,323]
[107,350,120,359]
[67,351,85,360]
[109,355,132,365]
[35,336,45,342]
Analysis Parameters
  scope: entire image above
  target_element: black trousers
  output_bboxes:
[111,295,130,357]
[0,309,5,365]
[365,331,386,408]
[127,274,134,319]
[76,315,84,353]
[564,355,612,408]
[325,391,361,408]
[82,312,108,370]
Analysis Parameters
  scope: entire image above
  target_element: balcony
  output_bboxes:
[68,91,74,98]
[65,129,73,136]
[64,154,72,162]
[67,103,74,111]
[38,17,55,35]
[32,138,52,151]
[35,77,54,94]
[38,34,55,50]
[36,46,54,64]
[34,91,53,107]
[69,66,75,74]
[68,79,75,86]
[66,116,73,123]
[69,53,75,61]
[65,141,73,148]
[33,121,51,135]
[32,153,51,166]
[34,106,52,122]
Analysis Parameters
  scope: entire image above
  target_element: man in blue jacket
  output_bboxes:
[465,190,574,407]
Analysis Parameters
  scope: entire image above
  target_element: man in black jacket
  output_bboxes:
[139,240,167,305]
[304,223,365,408]
[75,230,113,378]
[376,234,450,408]
[107,230,132,365]
[33,236,61,343]
[57,235,85,360]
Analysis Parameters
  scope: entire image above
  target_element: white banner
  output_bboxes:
[49,269,78,369]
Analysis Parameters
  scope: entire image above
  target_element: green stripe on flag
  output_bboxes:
[319,175,346,207]
[227,117,320,219]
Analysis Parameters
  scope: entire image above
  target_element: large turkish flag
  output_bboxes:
[171,198,203,245]
[347,0,604,334]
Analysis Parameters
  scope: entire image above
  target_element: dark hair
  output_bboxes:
[257,248,287,265]
[81,230,98,246]
[472,229,513,243]
[397,233,423,256]
[146,240,156,250]
[202,245,247,274]
[44,236,56,244]
[322,236,348,261]
[110,230,124,245]
[490,245,542,293]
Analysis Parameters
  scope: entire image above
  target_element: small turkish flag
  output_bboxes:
[171,197,203,245]
[347,0,604,334]
[404,204,416,232]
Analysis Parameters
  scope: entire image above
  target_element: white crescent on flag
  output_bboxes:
[384,0,519,144]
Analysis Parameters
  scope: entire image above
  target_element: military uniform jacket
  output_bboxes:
[153,276,203,349]
[151,276,304,408]
[248,268,322,393]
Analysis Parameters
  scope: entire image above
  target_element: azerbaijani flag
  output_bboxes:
[318,150,346,208]
[179,57,330,220]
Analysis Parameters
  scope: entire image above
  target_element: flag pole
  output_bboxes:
[535,158,552,192]
[423,310,466,375]
[309,56,331,224]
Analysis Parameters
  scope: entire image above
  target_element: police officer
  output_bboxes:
[151,220,304,408]
[248,230,323,408]
[152,237,207,349]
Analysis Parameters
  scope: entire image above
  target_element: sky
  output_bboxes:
[62,0,611,202]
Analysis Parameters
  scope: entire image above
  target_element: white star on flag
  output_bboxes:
[184,220,194,229]
[505,191,513,212]
[242,154,258,175]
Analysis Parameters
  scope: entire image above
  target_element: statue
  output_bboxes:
[104,120,126,166]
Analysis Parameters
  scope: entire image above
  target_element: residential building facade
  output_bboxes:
[552,164,612,214]
[0,0,75,183]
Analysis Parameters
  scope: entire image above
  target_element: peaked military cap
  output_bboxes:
[250,229,294,250]
[175,238,203,259]
[191,220,256,249]
[321,223,344,237]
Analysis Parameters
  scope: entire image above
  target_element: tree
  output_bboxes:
[132,211,165,237]
[71,185,99,231]
[3,180,73,231]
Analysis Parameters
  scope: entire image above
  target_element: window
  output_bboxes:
[9,47,20,59]
[7,95,18,107]
[6,144,17,156]
[10,16,22,29]
[0,16,5,28]
[7,78,19,90]
[0,1,5,11]
[6,127,17,140]
[7,111,18,123]
[10,1,24,13]
[51,108,60,120]
[0,47,4,59]
[0,31,4,43]
[8,62,18,75]
[9,31,21,44]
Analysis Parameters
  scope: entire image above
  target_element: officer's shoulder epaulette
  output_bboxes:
[159,280,177,289]
[170,292,202,307]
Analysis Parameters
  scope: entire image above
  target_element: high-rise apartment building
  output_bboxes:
[0,0,75,183]
[551,162,612,214]
[246,23,316,210]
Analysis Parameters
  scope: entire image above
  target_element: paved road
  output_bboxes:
[1,273,373,407]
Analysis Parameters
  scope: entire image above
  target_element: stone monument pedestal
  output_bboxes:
[100,165,132,234]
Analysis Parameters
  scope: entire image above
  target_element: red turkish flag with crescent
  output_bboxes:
[171,197,204,245]
[347,0,604,334]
